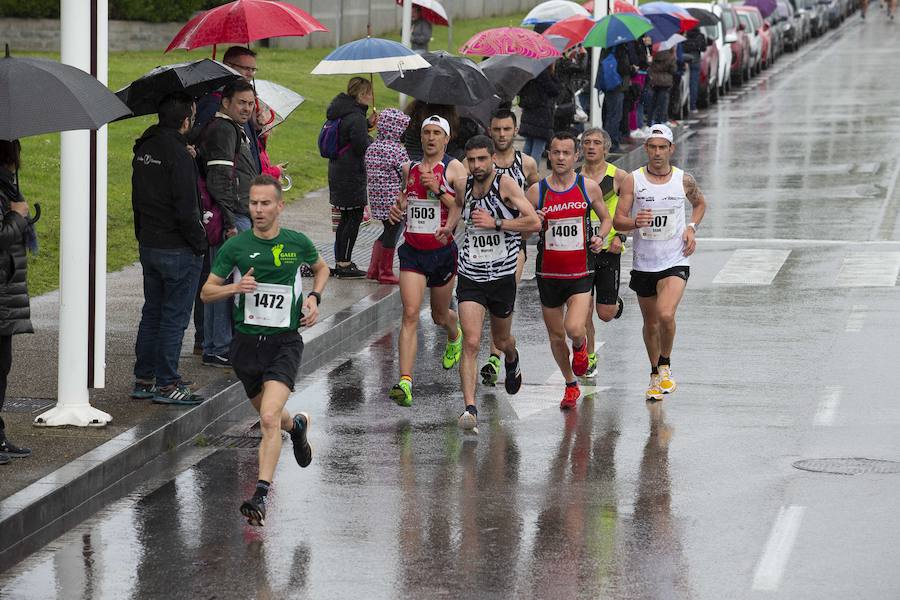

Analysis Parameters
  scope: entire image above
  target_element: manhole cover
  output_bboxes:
[793,458,900,475]
[4,397,55,413]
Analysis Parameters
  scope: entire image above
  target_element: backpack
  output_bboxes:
[595,53,623,93]
[318,117,351,160]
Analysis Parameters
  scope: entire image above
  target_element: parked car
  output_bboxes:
[719,4,752,85]
[776,0,807,51]
[819,0,842,28]
[734,7,763,75]
[668,53,691,120]
[682,3,731,99]
[795,0,827,35]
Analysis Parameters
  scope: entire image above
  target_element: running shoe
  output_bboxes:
[332,263,366,279]
[480,355,501,386]
[202,353,232,368]
[658,365,677,395]
[560,384,581,410]
[615,297,624,319]
[0,439,32,458]
[153,384,203,406]
[504,357,522,395]
[442,326,462,369]
[584,353,598,378]
[290,413,313,468]
[240,496,267,527]
[646,373,665,401]
[131,380,157,399]
[389,379,413,407]
[458,409,478,431]
[571,341,589,377]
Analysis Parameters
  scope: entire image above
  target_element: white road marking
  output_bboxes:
[813,386,841,427]
[752,505,806,592]
[700,237,900,246]
[834,252,900,287]
[871,158,900,241]
[712,249,790,286]
[844,304,867,332]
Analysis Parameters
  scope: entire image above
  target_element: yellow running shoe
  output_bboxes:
[389,379,413,407]
[646,373,664,401]
[658,365,677,395]
[442,326,462,369]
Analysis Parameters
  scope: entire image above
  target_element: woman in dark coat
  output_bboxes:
[326,77,375,278]
[0,139,33,461]
[517,64,562,164]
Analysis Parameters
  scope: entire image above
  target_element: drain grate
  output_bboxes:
[793,458,900,475]
[203,434,262,449]
[4,397,55,413]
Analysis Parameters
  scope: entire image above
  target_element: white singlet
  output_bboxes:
[630,166,689,273]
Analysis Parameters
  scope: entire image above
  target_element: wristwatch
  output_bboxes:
[494,218,503,231]
[687,222,698,232]
[616,233,627,243]
[308,291,322,306]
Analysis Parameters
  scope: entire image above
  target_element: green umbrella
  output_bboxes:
[583,13,653,49]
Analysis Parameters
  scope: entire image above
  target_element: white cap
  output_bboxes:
[646,123,673,143]
[421,114,451,137]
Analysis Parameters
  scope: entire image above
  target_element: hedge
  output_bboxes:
[0,0,230,23]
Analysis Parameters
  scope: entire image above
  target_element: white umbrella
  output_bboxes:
[522,0,591,26]
[396,0,450,26]
[311,37,431,75]
[655,33,685,52]
[253,79,304,134]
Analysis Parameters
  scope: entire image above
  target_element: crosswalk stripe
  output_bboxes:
[834,252,900,287]
[712,249,791,286]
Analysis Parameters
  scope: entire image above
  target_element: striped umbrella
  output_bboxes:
[522,0,591,26]
[459,27,562,59]
[311,37,431,74]
[582,13,653,49]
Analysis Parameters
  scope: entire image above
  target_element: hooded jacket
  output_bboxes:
[518,67,563,142]
[649,48,678,89]
[0,168,33,336]
[326,92,372,209]
[132,125,207,255]
[365,108,411,221]
[199,114,257,229]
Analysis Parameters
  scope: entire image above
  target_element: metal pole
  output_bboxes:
[336,0,344,47]
[589,0,609,127]
[35,0,111,427]
[399,0,413,109]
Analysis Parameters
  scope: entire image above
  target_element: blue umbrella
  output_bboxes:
[640,12,682,43]
[311,37,431,74]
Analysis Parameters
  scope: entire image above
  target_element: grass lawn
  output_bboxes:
[17,10,528,296]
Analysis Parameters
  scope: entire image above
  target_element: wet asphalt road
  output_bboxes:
[4,17,900,600]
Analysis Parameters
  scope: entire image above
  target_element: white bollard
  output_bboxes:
[589,0,610,128]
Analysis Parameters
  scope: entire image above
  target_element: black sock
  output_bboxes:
[566,380,578,388]
[658,355,671,367]
[651,366,659,375]
[254,480,270,499]
[466,405,478,416]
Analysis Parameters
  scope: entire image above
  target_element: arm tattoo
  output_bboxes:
[683,174,704,206]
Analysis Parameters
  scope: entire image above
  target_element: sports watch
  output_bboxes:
[494,218,503,231]
[308,291,322,306]
[687,222,698,232]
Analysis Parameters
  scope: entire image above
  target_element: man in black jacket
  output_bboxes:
[131,92,207,405]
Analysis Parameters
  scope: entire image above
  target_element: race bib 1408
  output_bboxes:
[546,217,584,251]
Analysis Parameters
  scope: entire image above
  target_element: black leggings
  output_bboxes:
[334,207,364,263]
[0,335,11,434]
[379,219,403,249]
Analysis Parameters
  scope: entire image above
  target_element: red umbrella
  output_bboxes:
[165,0,328,53]
[582,0,640,13]
[395,0,450,27]
[459,27,562,59]
[543,15,595,49]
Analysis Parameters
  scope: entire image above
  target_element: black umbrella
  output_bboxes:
[0,45,131,140]
[116,59,242,118]
[685,7,720,27]
[380,51,495,107]
[479,53,557,102]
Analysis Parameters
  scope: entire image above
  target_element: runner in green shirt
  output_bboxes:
[201,174,329,526]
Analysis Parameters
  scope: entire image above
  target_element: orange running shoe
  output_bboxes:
[560,383,581,409]
[571,341,589,376]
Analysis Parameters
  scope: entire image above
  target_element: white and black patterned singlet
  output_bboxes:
[458,173,521,282]
[494,150,528,191]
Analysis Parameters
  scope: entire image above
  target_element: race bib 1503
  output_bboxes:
[407,198,440,234]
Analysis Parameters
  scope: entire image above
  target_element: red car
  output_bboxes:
[720,4,752,85]
[735,6,772,70]
[697,25,720,107]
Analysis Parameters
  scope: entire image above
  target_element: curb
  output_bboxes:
[0,285,400,572]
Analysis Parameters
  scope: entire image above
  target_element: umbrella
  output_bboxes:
[115,59,241,118]
[395,0,449,26]
[311,37,431,74]
[583,14,653,49]
[458,95,502,131]
[582,0,639,13]
[654,33,686,52]
[640,12,682,43]
[380,51,494,106]
[543,15,596,48]
[685,7,720,27]
[522,0,591,26]
[459,27,562,59]
[640,1,700,32]
[253,79,305,134]
[744,0,778,18]
[165,0,328,53]
[480,53,558,100]
[0,46,130,140]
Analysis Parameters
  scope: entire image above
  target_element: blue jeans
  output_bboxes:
[602,90,624,147]
[134,246,203,387]
[689,60,701,111]
[523,137,547,165]
[203,214,251,356]
[650,87,670,125]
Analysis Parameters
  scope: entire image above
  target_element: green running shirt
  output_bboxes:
[211,228,319,335]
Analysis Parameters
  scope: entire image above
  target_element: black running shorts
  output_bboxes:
[398,242,458,288]
[629,266,690,298]
[456,274,517,318]
[536,275,593,309]
[593,251,622,306]
[230,331,304,398]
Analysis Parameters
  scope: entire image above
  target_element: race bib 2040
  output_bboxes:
[467,229,506,263]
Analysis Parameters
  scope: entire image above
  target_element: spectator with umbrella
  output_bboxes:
[518,63,562,164]
[412,6,433,53]
[326,77,376,279]
[648,45,678,125]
